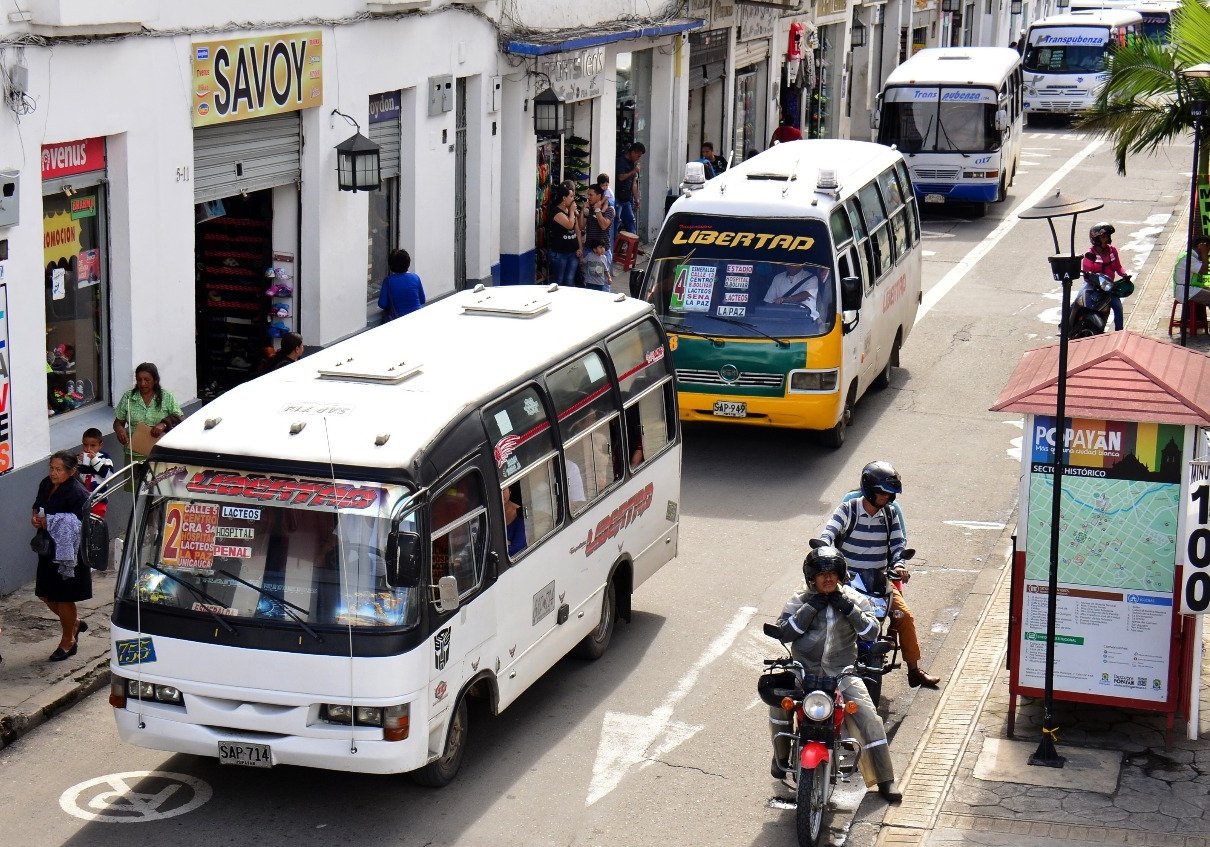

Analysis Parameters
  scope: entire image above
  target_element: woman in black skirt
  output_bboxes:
[32,450,91,661]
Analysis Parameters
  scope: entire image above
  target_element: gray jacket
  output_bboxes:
[776,584,878,676]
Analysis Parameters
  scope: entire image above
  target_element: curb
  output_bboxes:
[0,654,110,749]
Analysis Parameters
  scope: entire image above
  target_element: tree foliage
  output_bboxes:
[1080,0,1210,174]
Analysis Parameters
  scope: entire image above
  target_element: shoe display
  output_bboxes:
[267,320,290,338]
[265,282,293,297]
[907,668,941,689]
[269,304,291,318]
[229,355,251,370]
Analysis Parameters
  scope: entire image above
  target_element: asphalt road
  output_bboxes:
[0,126,1192,847]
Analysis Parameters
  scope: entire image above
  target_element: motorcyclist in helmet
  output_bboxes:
[1080,223,1129,331]
[769,545,902,802]
[818,461,941,689]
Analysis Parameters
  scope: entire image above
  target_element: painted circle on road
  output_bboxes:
[59,771,212,823]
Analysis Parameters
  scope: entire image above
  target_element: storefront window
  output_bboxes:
[367,177,397,306]
[43,186,107,417]
[733,70,758,163]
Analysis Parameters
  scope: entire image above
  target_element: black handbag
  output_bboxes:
[30,529,54,557]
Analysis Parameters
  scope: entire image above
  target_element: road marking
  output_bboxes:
[942,520,1007,531]
[60,771,212,823]
[587,606,757,806]
[917,135,1106,324]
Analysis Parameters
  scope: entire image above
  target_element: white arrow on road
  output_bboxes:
[586,605,758,806]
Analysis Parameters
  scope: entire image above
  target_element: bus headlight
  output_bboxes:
[320,703,395,729]
[124,680,183,705]
[803,691,834,721]
[788,369,839,393]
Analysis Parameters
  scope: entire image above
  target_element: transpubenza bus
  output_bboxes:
[104,286,681,782]
[638,140,922,448]
[1021,10,1142,121]
[1069,0,1177,43]
[876,47,1024,211]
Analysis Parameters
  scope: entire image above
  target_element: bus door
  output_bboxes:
[847,190,887,388]
[427,467,493,721]
[484,385,565,706]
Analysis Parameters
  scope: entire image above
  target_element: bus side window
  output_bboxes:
[893,162,919,247]
[877,169,908,261]
[606,319,676,471]
[844,201,875,294]
[484,386,560,560]
[830,208,853,246]
[430,470,488,598]
[857,184,892,278]
[547,350,624,516]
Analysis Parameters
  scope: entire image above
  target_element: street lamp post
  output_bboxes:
[1179,64,1210,347]
[1018,189,1104,769]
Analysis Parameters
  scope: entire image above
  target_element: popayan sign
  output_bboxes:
[191,30,323,127]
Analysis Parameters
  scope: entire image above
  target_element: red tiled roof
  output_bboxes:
[990,331,1210,425]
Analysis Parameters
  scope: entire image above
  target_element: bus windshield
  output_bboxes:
[644,214,835,340]
[1139,13,1169,42]
[1023,29,1109,74]
[880,87,1000,153]
[121,464,421,630]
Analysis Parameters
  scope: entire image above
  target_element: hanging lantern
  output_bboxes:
[533,86,564,137]
[335,131,382,193]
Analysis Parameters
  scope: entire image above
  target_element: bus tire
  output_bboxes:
[872,335,900,391]
[821,384,856,449]
[996,173,1007,203]
[412,697,468,788]
[573,579,617,660]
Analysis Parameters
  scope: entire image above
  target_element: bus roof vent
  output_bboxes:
[317,355,423,384]
[462,289,552,318]
[816,168,839,192]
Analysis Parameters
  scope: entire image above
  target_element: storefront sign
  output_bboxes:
[41,137,106,180]
[369,90,401,124]
[1020,416,1183,703]
[738,4,777,41]
[191,30,323,127]
[537,47,605,103]
[0,285,11,475]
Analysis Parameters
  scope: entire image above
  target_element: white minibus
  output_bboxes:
[1069,0,1177,43]
[638,140,922,448]
[1021,10,1142,121]
[875,47,1024,210]
[102,286,682,782]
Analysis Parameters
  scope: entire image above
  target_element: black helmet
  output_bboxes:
[803,545,849,583]
[1089,223,1115,244]
[860,460,903,503]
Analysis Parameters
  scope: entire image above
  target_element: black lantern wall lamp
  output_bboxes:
[1011,0,1024,14]
[332,109,381,193]
[852,19,867,48]
[533,84,565,137]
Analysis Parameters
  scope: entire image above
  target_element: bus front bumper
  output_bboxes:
[678,390,841,430]
[915,182,999,204]
[114,704,429,775]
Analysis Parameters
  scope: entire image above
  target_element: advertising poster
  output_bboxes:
[191,30,323,127]
[1021,416,1183,702]
[77,249,100,287]
[160,501,222,569]
[0,285,11,475]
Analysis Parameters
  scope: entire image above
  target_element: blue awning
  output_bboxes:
[505,18,705,56]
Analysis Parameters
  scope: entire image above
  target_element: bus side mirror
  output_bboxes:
[385,531,421,588]
[870,109,880,130]
[840,276,863,312]
[436,575,461,613]
[629,268,645,298]
[995,109,1008,132]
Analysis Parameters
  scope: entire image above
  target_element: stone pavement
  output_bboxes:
[864,207,1210,847]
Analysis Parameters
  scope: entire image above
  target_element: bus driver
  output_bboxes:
[764,263,824,319]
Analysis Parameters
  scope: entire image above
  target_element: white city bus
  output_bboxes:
[1021,10,1142,122]
[104,286,681,781]
[639,140,922,448]
[875,47,1023,210]
[1070,0,1177,43]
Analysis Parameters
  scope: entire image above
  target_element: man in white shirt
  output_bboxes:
[1173,234,1210,307]
[764,263,824,319]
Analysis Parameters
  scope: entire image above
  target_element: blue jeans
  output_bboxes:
[547,250,578,287]
[617,200,637,238]
[1111,297,1123,330]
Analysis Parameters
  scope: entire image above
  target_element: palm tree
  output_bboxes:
[1079,0,1210,175]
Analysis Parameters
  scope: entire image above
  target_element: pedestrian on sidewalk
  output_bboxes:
[78,427,114,573]
[546,184,581,287]
[614,142,646,247]
[818,460,942,689]
[113,362,184,465]
[580,184,616,266]
[32,450,91,661]
[378,249,426,322]
[1173,234,1210,308]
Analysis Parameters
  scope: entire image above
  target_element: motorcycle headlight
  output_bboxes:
[803,691,834,721]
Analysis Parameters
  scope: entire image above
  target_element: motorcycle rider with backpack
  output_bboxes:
[769,545,903,803]
[1080,223,1129,332]
[818,461,941,689]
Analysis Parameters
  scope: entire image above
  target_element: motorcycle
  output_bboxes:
[759,626,866,847]
[1068,270,1133,339]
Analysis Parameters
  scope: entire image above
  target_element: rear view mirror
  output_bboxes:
[385,531,421,588]
[436,575,461,613]
[870,109,881,130]
[840,276,863,312]
[629,268,645,298]
[994,108,1008,132]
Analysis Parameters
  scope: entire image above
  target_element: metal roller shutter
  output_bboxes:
[193,113,301,203]
[369,116,401,180]
[733,38,770,71]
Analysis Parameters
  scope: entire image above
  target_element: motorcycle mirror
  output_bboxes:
[808,538,826,549]
[763,622,783,640]
[900,548,915,561]
[1084,251,1096,261]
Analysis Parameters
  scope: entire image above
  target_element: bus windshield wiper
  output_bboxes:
[143,562,238,636]
[700,314,790,348]
[218,569,323,643]
[936,115,970,157]
[663,317,723,345]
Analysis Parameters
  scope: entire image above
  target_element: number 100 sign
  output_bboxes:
[1182,463,1210,615]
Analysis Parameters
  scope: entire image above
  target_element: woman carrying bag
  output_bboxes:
[113,362,184,464]
[32,451,91,661]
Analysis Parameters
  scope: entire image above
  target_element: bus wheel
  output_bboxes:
[574,579,617,660]
[996,174,1007,203]
[822,384,856,449]
[872,337,900,391]
[413,697,468,787]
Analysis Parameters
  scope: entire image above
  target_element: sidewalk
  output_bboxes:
[866,208,1210,847]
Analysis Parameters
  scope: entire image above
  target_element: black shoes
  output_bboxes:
[77,619,89,635]
[907,668,941,689]
[877,781,903,803]
[49,641,78,662]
